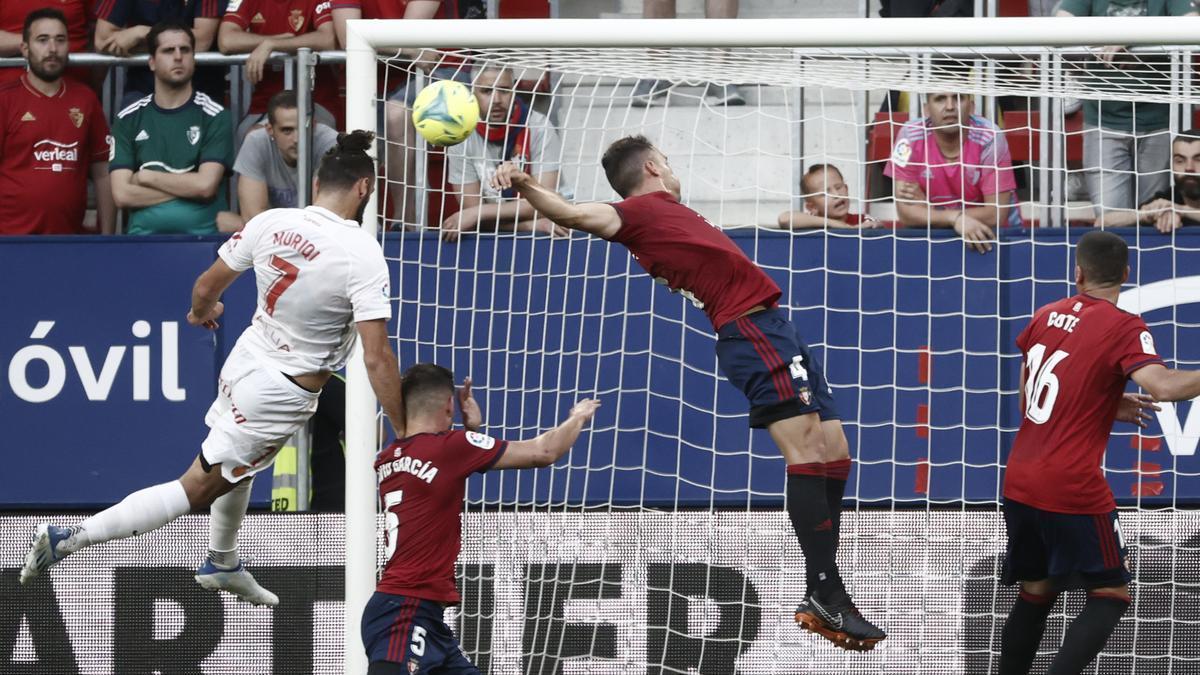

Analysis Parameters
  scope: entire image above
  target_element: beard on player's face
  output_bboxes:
[29,55,64,82]
[354,192,371,223]
[1177,174,1200,202]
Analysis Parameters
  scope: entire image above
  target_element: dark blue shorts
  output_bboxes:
[715,308,839,428]
[1002,499,1132,592]
[361,592,479,673]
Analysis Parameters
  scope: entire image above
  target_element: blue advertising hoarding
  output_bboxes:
[2,230,1198,508]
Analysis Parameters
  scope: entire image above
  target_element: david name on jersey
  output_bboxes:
[377,449,439,484]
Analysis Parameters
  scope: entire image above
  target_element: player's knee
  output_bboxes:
[821,423,849,461]
[1090,585,1131,603]
[1020,579,1055,598]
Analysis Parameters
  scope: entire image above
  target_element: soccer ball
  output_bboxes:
[411,80,480,147]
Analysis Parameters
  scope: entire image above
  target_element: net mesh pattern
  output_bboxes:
[354,40,1200,674]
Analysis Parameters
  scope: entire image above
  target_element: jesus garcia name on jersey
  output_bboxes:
[376,450,440,485]
[111,92,232,235]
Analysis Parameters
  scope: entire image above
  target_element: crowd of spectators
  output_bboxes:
[0,1,1198,248]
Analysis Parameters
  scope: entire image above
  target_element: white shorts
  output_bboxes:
[201,347,321,483]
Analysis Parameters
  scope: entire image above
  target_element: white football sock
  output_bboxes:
[209,478,253,568]
[71,480,190,553]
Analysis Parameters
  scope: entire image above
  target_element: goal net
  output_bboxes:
[345,18,1200,674]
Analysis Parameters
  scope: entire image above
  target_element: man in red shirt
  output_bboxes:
[0,7,113,235]
[491,135,886,651]
[218,0,337,139]
[362,363,599,674]
[0,0,93,85]
[999,230,1200,675]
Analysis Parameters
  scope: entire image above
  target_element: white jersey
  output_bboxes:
[217,205,391,375]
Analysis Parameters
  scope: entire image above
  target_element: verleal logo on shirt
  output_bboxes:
[187,125,200,146]
[1140,331,1156,355]
[465,431,496,450]
[891,138,912,168]
[32,139,79,172]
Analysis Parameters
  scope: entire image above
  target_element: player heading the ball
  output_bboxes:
[998,230,1200,675]
[21,130,405,610]
[363,363,600,674]
[490,136,886,652]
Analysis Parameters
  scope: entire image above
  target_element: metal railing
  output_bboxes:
[0,50,346,212]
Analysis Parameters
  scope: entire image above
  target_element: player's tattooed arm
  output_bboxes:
[491,162,622,239]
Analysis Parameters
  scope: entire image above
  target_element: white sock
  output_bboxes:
[72,481,190,553]
[209,478,253,569]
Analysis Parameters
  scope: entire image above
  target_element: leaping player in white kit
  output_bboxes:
[21,130,403,606]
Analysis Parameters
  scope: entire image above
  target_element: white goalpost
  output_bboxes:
[345,17,1200,674]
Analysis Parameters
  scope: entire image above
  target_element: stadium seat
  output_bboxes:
[865,112,909,199]
[497,0,552,18]
[1001,109,1085,167]
[997,0,1029,17]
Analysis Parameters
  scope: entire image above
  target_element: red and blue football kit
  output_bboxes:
[362,429,506,670]
[1003,293,1163,590]
[610,191,837,427]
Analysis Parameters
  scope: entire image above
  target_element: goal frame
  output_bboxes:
[341,16,1199,673]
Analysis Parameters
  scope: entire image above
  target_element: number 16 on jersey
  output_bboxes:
[1024,343,1069,425]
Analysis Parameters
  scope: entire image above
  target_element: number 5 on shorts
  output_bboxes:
[410,625,426,656]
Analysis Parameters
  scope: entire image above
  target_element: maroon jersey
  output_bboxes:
[1004,294,1163,514]
[222,0,338,115]
[610,191,782,330]
[375,430,507,603]
[0,75,110,235]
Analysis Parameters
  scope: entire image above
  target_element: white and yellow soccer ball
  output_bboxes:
[411,80,480,147]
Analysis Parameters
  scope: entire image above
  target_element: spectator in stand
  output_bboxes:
[442,65,570,242]
[332,0,476,228]
[111,21,232,235]
[777,164,884,229]
[0,0,94,85]
[217,90,339,231]
[885,91,1020,254]
[0,8,114,236]
[631,0,744,107]
[1104,130,1200,231]
[218,0,337,140]
[94,0,227,103]
[1056,0,1198,227]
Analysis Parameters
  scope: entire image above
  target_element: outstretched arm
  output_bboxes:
[188,258,242,329]
[491,162,622,239]
[357,319,405,438]
[492,399,601,469]
[1131,363,1200,402]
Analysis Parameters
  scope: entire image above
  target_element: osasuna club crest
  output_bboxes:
[187,125,201,145]
[68,107,83,129]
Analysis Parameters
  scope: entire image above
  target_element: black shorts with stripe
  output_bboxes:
[1001,498,1132,592]
[361,591,479,673]
[715,307,839,428]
